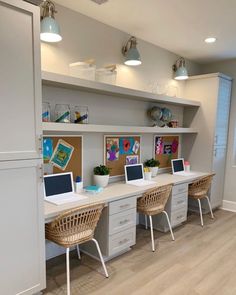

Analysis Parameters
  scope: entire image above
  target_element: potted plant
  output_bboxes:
[93,165,110,187]
[144,158,160,177]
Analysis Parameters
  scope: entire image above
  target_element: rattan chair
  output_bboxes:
[45,203,108,295]
[137,184,174,252]
[188,174,215,226]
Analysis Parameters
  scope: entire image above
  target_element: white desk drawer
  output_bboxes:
[172,183,188,196]
[109,197,136,215]
[109,208,136,235]
[171,192,188,211]
[108,227,136,256]
[171,208,187,227]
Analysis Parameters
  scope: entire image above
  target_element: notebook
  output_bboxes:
[43,172,87,205]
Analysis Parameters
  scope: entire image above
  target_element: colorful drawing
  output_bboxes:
[50,139,74,171]
[155,137,164,155]
[126,155,139,165]
[119,137,135,155]
[172,138,179,153]
[106,138,119,161]
[43,138,53,163]
[132,140,140,154]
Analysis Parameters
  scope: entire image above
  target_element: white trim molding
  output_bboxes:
[221,200,236,213]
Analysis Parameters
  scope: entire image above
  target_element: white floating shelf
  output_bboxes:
[42,71,200,108]
[43,122,198,135]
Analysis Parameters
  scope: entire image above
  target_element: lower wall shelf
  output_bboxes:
[43,122,198,135]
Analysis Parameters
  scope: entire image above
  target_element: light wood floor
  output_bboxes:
[44,210,236,295]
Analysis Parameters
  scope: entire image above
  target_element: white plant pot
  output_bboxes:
[144,172,152,181]
[150,167,159,177]
[94,174,109,187]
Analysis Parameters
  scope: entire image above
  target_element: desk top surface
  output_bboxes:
[44,171,207,222]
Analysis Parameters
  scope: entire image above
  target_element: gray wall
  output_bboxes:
[201,59,236,204]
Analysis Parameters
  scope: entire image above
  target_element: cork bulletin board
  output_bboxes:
[104,135,141,177]
[43,136,82,181]
[154,135,179,169]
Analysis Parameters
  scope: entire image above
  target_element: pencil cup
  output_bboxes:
[144,171,152,181]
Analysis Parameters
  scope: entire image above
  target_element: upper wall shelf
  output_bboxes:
[42,71,201,107]
[43,122,198,135]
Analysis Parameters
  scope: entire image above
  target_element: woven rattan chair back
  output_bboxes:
[188,173,215,199]
[137,184,173,216]
[45,203,104,248]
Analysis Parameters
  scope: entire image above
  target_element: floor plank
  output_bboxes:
[43,210,236,295]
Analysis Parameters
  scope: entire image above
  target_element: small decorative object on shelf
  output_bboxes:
[168,119,179,128]
[95,64,117,85]
[148,106,172,127]
[144,158,160,177]
[55,104,70,123]
[42,102,51,122]
[93,165,110,187]
[74,106,89,124]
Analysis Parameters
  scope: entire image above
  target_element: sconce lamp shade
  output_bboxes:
[122,36,142,66]
[173,57,189,80]
[40,17,62,43]
[174,66,188,80]
[125,47,142,66]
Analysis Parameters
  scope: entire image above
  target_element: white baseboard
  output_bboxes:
[221,200,236,213]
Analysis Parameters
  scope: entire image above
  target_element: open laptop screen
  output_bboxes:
[125,164,143,181]
[44,173,73,197]
[172,159,184,173]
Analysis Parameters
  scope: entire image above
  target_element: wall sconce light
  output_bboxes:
[40,0,62,43]
[172,57,189,80]
[122,36,142,66]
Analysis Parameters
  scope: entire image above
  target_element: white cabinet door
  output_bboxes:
[214,78,232,146]
[211,146,227,208]
[0,160,45,295]
[0,0,42,161]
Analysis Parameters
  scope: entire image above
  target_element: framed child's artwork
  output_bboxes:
[154,135,179,168]
[104,135,141,177]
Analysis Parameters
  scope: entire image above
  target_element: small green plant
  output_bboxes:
[144,158,160,167]
[93,165,110,175]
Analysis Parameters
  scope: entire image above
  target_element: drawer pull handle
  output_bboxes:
[177,200,184,204]
[120,204,129,209]
[119,219,129,225]
[119,238,129,245]
[177,215,183,219]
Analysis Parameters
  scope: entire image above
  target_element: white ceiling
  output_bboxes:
[54,0,236,64]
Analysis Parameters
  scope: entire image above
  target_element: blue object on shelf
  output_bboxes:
[76,176,82,183]
[84,185,103,194]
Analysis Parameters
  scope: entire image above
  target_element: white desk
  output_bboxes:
[44,172,207,261]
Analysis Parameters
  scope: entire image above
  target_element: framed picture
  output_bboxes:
[50,139,74,171]
[154,135,180,168]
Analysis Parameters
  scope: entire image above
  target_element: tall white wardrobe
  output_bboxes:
[183,73,232,212]
[0,1,45,294]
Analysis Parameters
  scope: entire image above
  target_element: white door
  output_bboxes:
[211,146,227,208]
[214,78,232,146]
[0,0,42,161]
[0,159,45,295]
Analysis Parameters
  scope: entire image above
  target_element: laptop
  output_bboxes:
[171,159,196,176]
[125,164,156,186]
[43,172,87,205]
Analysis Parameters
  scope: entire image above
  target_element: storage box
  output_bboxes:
[69,62,96,81]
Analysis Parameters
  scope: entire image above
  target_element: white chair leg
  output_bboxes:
[162,211,175,241]
[205,196,214,219]
[66,248,71,295]
[149,215,155,252]
[198,199,204,227]
[76,244,81,260]
[92,238,109,278]
[145,215,148,229]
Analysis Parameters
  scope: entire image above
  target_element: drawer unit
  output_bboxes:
[172,183,188,196]
[171,192,188,211]
[109,208,136,235]
[108,227,136,256]
[171,208,187,227]
[109,197,136,215]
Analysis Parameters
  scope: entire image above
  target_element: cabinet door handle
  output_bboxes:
[214,149,217,157]
[120,204,129,209]
[119,238,129,245]
[119,219,129,225]
[215,135,218,144]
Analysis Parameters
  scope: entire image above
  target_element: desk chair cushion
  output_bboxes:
[137,184,172,216]
[45,203,104,248]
